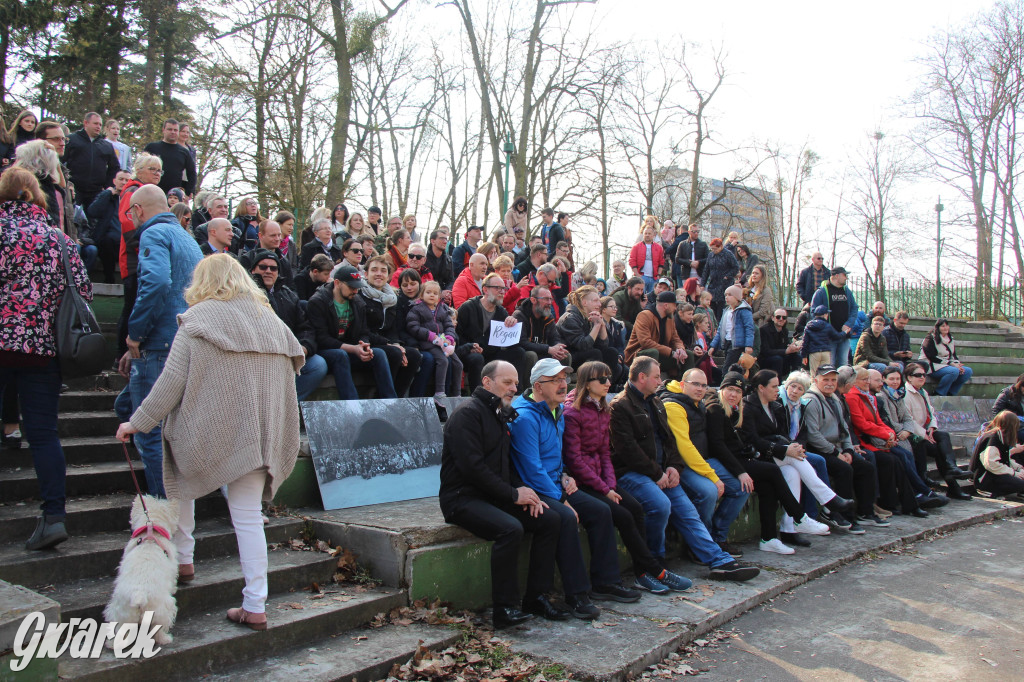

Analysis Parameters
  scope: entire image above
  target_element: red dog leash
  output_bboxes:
[122,442,172,551]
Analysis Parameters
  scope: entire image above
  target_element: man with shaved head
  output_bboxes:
[452,252,489,308]
[201,218,235,256]
[122,183,203,497]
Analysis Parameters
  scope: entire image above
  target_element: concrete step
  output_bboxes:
[923,339,1024,358]
[57,411,120,439]
[900,324,1024,342]
[64,371,127,393]
[202,622,461,682]
[59,390,119,413]
[57,586,407,681]
[5,435,127,468]
[0,461,146,503]
[51,546,339,623]
[0,492,228,545]
[0,516,302,588]
[948,356,1024,374]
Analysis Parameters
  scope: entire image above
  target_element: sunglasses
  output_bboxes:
[774,315,787,320]
[349,248,363,254]
[589,376,612,384]
[408,254,425,260]
[256,264,278,272]
[909,373,926,378]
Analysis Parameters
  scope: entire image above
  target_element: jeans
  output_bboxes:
[176,469,269,612]
[0,360,65,517]
[890,444,931,496]
[130,350,169,498]
[641,275,656,294]
[617,471,733,568]
[678,459,749,543]
[295,353,329,402]
[77,243,98,273]
[830,336,851,368]
[117,274,138,357]
[867,362,889,372]
[318,347,397,400]
[930,365,973,396]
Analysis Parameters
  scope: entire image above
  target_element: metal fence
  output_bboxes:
[778,277,1024,324]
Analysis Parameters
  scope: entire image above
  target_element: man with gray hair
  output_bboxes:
[64,111,120,207]
[191,194,230,245]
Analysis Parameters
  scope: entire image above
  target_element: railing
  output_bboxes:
[777,277,1024,324]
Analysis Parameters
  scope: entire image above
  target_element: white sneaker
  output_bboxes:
[794,516,831,536]
[759,538,795,555]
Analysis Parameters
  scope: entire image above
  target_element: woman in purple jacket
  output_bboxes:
[563,360,692,594]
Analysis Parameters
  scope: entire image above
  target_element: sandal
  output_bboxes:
[227,607,267,631]
[178,564,195,584]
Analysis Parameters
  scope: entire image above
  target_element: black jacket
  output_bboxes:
[300,239,342,269]
[425,247,454,290]
[993,386,1024,418]
[294,269,325,301]
[740,394,794,460]
[455,296,510,353]
[512,298,562,355]
[704,402,750,477]
[64,130,119,202]
[255,276,316,355]
[439,387,521,511]
[674,237,709,281]
[240,248,293,290]
[359,290,401,346]
[85,188,122,244]
[143,141,196,195]
[759,322,792,361]
[557,303,606,354]
[306,285,370,350]
[609,384,685,481]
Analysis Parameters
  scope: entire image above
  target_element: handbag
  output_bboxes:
[54,234,109,377]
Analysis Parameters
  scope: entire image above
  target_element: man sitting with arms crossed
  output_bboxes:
[438,361,561,629]
[509,359,621,617]
[609,356,759,582]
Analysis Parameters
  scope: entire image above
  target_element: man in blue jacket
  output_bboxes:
[122,185,203,497]
[810,267,858,367]
[509,359,635,619]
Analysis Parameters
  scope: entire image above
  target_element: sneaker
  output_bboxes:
[657,570,693,592]
[846,522,866,535]
[707,561,760,582]
[717,540,743,558]
[591,583,642,603]
[1,429,22,450]
[759,538,795,555]
[857,514,892,527]
[634,573,671,595]
[565,593,601,620]
[779,532,812,547]
[793,515,831,536]
[820,509,852,530]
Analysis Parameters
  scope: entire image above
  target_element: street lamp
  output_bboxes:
[502,135,515,218]
[935,197,944,317]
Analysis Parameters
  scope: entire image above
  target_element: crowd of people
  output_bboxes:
[1,111,1016,631]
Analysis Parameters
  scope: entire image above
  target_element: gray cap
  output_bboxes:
[530,358,574,384]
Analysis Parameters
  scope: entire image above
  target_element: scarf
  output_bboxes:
[389,245,408,268]
[361,283,398,310]
[883,385,905,402]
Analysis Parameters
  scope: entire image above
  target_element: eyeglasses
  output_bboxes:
[145,168,164,175]
[537,376,568,384]
[256,264,278,272]
[408,254,425,260]
[909,373,926,378]
[485,285,507,291]
[774,315,787,320]
[684,381,708,389]
[46,135,67,143]
[589,376,612,384]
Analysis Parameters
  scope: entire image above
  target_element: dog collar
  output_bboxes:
[131,523,172,543]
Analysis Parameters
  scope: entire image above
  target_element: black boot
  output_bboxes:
[825,495,854,515]
[945,477,972,500]
[493,605,533,629]
[25,515,68,550]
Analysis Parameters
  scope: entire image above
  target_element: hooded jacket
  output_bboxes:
[407,299,457,351]
[509,391,565,500]
[512,297,562,355]
[562,389,616,494]
[798,387,856,457]
[800,317,846,357]
[810,280,859,331]
[128,212,204,351]
[845,385,895,451]
[129,297,304,502]
[882,323,911,361]
[710,300,755,350]
[611,286,643,327]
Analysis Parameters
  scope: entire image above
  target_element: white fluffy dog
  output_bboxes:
[103,495,180,646]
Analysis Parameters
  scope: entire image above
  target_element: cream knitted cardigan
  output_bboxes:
[130,297,305,502]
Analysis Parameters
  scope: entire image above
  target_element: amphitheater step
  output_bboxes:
[0,461,148,503]
[4,435,129,468]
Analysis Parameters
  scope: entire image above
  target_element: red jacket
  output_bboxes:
[117,179,144,279]
[628,241,665,277]
[451,267,482,309]
[846,386,895,451]
[503,279,524,311]
[562,390,617,494]
[390,265,434,289]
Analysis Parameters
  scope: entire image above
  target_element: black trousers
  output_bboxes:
[759,353,799,380]
[977,472,1024,496]
[744,459,805,541]
[116,274,138,357]
[570,347,625,387]
[538,493,592,596]
[97,234,120,284]
[825,453,877,517]
[460,346,529,393]
[566,489,625,587]
[578,486,662,578]
[375,344,421,398]
[441,495,562,608]
[873,449,919,513]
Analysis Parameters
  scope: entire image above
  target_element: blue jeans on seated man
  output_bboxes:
[295,353,329,402]
[77,243,98,273]
[801,452,829,519]
[0,360,66,517]
[617,471,734,568]
[678,459,749,543]
[129,350,169,498]
[318,347,397,400]
[930,365,973,396]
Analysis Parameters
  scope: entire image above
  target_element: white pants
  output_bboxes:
[174,468,269,613]
[777,456,836,533]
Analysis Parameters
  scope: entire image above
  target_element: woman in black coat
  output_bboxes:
[359,256,424,397]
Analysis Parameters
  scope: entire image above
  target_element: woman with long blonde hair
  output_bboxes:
[116,254,305,630]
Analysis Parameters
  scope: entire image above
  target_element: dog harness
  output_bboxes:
[131,523,173,557]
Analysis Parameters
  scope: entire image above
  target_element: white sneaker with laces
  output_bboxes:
[794,516,831,536]
[759,538,795,555]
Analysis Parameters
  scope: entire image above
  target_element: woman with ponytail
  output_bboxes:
[383,228,411,275]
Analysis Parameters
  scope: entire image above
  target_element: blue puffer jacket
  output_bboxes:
[508,391,565,500]
[128,212,203,351]
[800,317,846,357]
[710,300,755,350]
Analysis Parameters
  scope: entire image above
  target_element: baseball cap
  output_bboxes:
[831,266,848,276]
[658,277,673,288]
[530,358,574,384]
[466,225,483,234]
[815,364,839,376]
[656,291,677,304]
[333,264,365,288]
[812,304,829,316]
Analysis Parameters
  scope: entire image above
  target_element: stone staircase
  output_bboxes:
[0,374,455,680]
